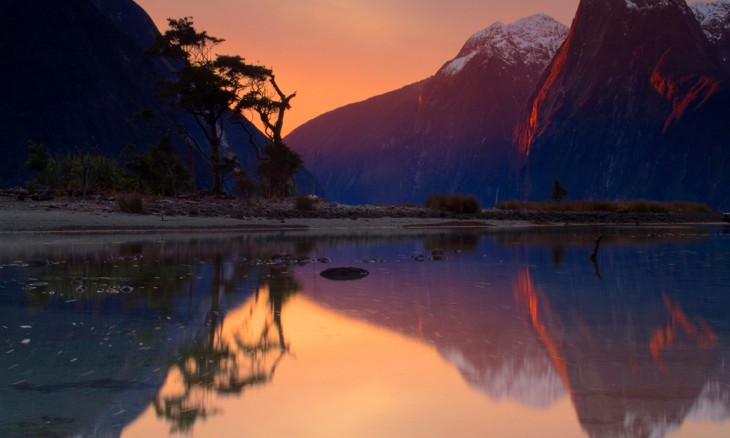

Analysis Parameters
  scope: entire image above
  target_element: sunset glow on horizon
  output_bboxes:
[134,0,710,136]
[134,0,582,135]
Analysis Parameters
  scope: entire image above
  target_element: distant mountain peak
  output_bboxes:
[514,0,730,208]
[287,13,567,205]
[691,1,730,41]
[439,14,567,76]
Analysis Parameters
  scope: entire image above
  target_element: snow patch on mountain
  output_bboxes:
[690,1,730,41]
[442,347,566,409]
[440,14,567,76]
[625,0,686,11]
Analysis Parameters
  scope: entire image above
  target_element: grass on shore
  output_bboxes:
[496,199,713,214]
[116,193,145,214]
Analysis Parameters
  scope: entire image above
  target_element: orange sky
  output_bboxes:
[133,1,706,136]
[134,0,582,135]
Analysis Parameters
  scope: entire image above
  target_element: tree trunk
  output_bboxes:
[208,116,222,195]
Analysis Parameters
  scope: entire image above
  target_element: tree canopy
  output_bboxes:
[148,17,302,197]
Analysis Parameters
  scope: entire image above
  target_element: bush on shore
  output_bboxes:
[116,193,145,214]
[425,194,481,214]
[294,195,320,211]
[496,199,712,214]
[25,142,122,197]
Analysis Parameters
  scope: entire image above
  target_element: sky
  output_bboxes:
[134,0,708,135]
[134,0,585,135]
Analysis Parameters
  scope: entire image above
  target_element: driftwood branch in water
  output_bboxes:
[589,235,604,262]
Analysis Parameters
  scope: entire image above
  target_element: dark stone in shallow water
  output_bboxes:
[319,267,369,281]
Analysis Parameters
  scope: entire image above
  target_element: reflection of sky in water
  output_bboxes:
[0,229,729,437]
[126,291,584,438]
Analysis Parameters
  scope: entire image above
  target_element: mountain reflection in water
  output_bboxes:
[1,228,729,437]
[290,228,730,438]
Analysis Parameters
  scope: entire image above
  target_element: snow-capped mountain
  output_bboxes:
[286,15,567,205]
[288,1,730,209]
[691,1,730,70]
[441,14,568,76]
[515,0,730,208]
[691,0,730,37]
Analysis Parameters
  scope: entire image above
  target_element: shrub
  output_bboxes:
[66,154,122,196]
[231,171,257,199]
[25,143,123,196]
[125,144,191,195]
[257,141,304,199]
[668,201,713,214]
[425,194,481,214]
[570,200,617,212]
[496,199,713,214]
[294,195,319,212]
[116,193,144,214]
[551,179,568,202]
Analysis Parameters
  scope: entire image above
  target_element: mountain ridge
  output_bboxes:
[288,2,730,209]
[516,0,730,208]
[287,14,568,205]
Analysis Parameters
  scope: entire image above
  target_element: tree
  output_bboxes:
[256,141,303,198]
[551,179,568,202]
[148,17,271,195]
[239,74,303,198]
[125,141,192,195]
[25,142,51,178]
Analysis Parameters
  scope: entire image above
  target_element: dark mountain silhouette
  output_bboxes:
[90,0,159,49]
[0,0,265,188]
[516,0,730,209]
[286,15,567,205]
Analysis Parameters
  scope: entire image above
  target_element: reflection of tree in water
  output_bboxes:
[153,261,300,434]
[550,243,565,269]
[424,232,481,254]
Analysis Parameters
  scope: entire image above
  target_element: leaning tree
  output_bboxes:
[237,74,302,198]
[149,17,302,197]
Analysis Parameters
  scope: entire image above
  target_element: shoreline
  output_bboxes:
[0,194,725,235]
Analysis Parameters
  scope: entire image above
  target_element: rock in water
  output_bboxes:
[319,267,370,281]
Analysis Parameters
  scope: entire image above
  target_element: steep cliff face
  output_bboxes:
[286,15,567,205]
[411,14,568,204]
[0,0,265,188]
[516,0,730,208]
[0,0,161,184]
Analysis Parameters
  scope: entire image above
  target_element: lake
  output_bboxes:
[1,226,729,437]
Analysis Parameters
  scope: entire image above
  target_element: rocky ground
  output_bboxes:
[1,191,726,226]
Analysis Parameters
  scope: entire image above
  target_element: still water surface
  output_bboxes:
[1,226,729,437]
